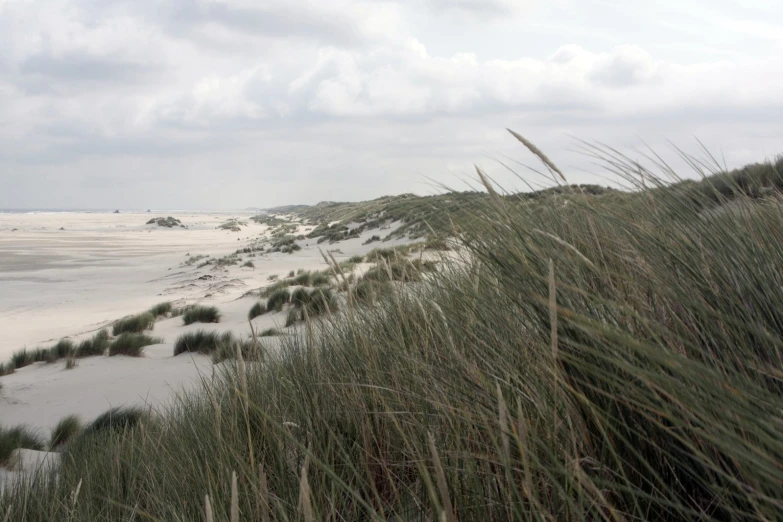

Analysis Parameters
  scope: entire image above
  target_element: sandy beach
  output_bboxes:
[0,210,413,436]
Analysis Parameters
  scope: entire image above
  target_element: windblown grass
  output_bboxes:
[74,330,110,358]
[3,145,783,521]
[49,415,82,449]
[265,288,290,312]
[112,312,155,335]
[248,301,267,320]
[173,330,233,356]
[148,302,173,317]
[182,306,221,325]
[0,426,45,466]
[108,333,162,357]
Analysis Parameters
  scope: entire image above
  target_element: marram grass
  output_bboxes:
[3,143,783,521]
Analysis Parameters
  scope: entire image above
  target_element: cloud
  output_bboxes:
[0,0,781,209]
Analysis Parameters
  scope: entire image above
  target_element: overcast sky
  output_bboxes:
[1,0,781,209]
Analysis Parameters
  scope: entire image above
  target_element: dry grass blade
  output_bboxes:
[427,432,455,522]
[549,258,558,362]
[258,462,270,522]
[507,128,567,183]
[231,471,239,522]
[497,383,510,464]
[299,453,314,522]
[204,494,214,522]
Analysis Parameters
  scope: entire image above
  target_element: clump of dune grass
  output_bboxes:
[248,301,266,320]
[267,274,278,281]
[10,349,34,370]
[173,330,233,356]
[211,338,260,364]
[49,415,82,449]
[290,287,312,308]
[108,333,162,357]
[50,339,75,360]
[112,312,155,335]
[0,361,13,376]
[284,307,299,327]
[348,255,364,263]
[265,288,290,312]
[75,329,110,358]
[148,302,173,317]
[181,305,221,325]
[258,327,281,337]
[293,271,312,286]
[287,270,295,278]
[70,407,149,450]
[242,260,254,268]
[0,425,45,466]
[311,273,330,286]
[64,357,77,370]
[4,146,783,521]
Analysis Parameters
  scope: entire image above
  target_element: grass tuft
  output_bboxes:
[174,330,233,356]
[182,306,221,325]
[112,312,155,335]
[148,302,173,317]
[75,330,110,358]
[0,425,45,466]
[50,415,82,449]
[108,333,162,357]
[248,301,267,320]
[266,289,290,312]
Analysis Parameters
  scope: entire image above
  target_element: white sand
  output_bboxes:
[0,211,416,438]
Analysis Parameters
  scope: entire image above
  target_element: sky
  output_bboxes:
[0,0,781,210]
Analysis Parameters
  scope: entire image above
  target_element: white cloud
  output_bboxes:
[0,0,781,208]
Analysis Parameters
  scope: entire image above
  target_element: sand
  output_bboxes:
[0,211,416,443]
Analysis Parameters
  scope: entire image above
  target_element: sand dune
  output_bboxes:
[0,211,415,437]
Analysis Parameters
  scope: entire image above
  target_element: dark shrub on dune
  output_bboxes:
[112,312,155,335]
[0,425,45,466]
[50,415,82,448]
[108,333,162,357]
[266,289,290,312]
[148,302,173,317]
[10,349,34,369]
[248,301,266,320]
[182,306,221,325]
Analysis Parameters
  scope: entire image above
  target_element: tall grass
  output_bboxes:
[3,146,783,520]
[182,306,221,325]
[248,301,267,320]
[49,415,82,449]
[112,312,155,335]
[75,330,110,358]
[0,426,45,466]
[108,333,162,357]
[148,302,173,317]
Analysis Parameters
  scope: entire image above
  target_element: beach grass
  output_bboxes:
[248,301,266,320]
[173,330,232,356]
[112,312,155,335]
[108,333,162,357]
[74,330,110,358]
[49,415,82,449]
[3,147,783,520]
[148,302,173,317]
[181,306,221,325]
[265,288,290,312]
[0,426,45,466]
